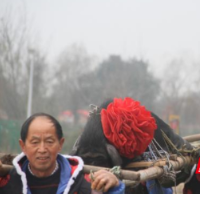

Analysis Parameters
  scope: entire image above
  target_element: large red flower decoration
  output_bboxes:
[101,97,157,159]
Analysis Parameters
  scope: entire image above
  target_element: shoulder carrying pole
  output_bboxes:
[0,154,197,186]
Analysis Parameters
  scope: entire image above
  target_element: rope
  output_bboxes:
[90,166,122,180]
[109,166,121,179]
[161,130,182,155]
[89,166,121,192]
[89,104,100,117]
[90,170,95,181]
[144,133,179,192]
[157,163,177,190]
[151,139,165,159]
[159,129,200,193]
[161,130,200,158]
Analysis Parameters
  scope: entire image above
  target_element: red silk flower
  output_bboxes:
[101,97,157,159]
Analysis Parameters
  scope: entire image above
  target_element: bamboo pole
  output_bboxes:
[125,159,167,168]
[0,163,13,176]
[0,154,197,186]
[0,153,17,159]
[183,134,200,143]
[85,156,196,186]
[83,165,140,181]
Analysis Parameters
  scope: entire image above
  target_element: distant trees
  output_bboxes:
[0,13,49,120]
[0,14,29,119]
[156,58,200,135]
[49,44,94,121]
[0,7,200,140]
[49,53,160,123]
[93,55,160,110]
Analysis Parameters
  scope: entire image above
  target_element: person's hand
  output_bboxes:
[90,169,119,193]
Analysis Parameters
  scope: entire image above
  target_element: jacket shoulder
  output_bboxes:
[0,168,22,194]
[69,170,91,194]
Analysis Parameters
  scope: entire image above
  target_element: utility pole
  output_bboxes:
[27,49,35,118]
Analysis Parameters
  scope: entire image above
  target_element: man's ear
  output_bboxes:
[19,139,26,153]
[59,138,65,151]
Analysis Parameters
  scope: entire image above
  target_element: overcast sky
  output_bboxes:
[1,0,200,75]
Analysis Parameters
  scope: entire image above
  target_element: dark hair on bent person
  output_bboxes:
[20,113,63,142]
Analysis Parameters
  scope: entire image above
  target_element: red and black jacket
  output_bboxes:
[0,153,91,194]
[183,164,200,194]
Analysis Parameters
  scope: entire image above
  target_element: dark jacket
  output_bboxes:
[0,153,124,194]
[183,164,200,194]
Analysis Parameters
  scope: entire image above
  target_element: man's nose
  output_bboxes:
[38,142,47,153]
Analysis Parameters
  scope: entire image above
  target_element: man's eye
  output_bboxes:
[32,141,38,144]
[47,141,53,144]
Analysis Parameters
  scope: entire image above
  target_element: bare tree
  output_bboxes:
[157,58,200,135]
[0,12,29,118]
[51,44,94,121]
[0,9,49,120]
[92,55,160,110]
[158,59,191,116]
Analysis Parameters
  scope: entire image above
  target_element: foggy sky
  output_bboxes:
[0,0,200,76]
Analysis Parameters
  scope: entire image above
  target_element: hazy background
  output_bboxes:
[0,0,200,153]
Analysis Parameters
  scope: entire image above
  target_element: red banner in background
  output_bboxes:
[169,115,180,134]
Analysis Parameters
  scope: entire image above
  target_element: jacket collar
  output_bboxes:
[12,152,84,194]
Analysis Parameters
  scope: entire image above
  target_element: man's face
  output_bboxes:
[19,116,64,177]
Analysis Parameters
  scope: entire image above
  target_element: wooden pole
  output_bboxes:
[84,156,196,184]
[0,153,17,158]
[0,162,13,176]
[0,154,197,186]
[125,159,167,168]
[183,134,200,143]
[83,165,140,181]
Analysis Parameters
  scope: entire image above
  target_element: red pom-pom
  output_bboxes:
[101,97,157,159]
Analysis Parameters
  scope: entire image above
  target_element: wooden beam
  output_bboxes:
[0,153,17,158]
[0,157,198,186]
[0,154,197,186]
[0,163,13,176]
[183,134,200,143]
[83,165,140,181]
[125,159,167,168]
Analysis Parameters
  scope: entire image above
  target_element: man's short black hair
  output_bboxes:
[20,113,63,142]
